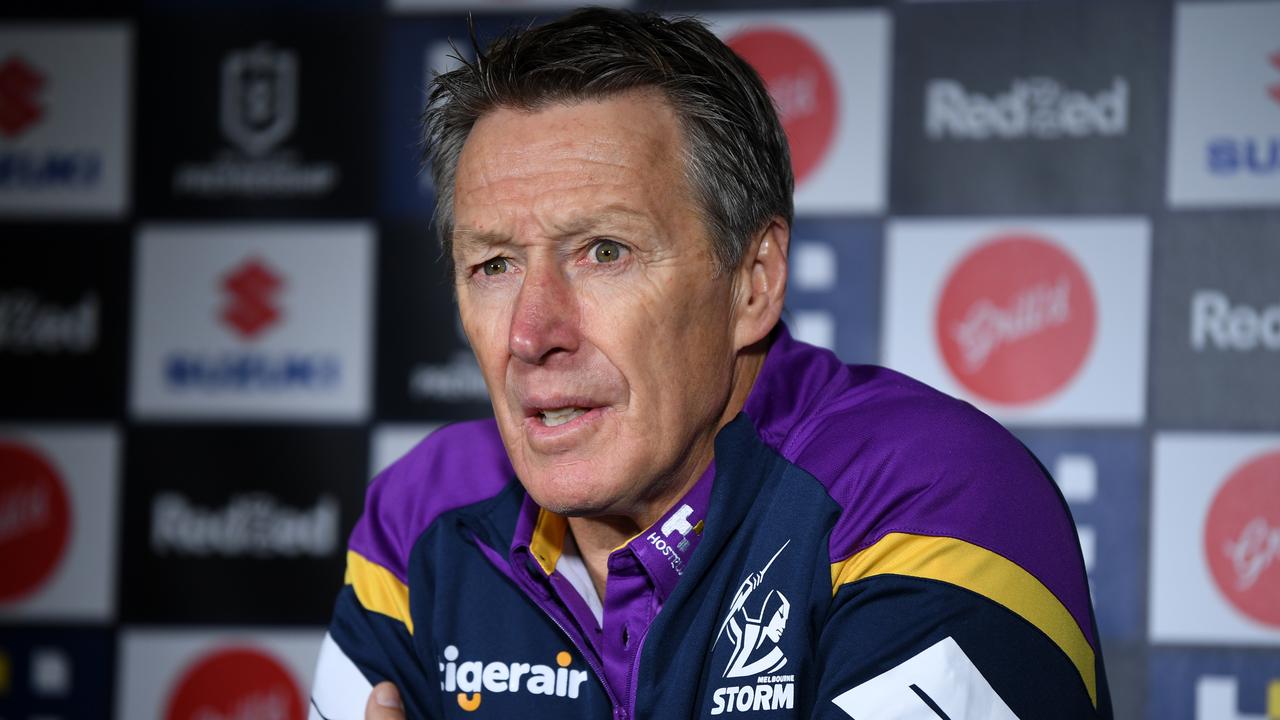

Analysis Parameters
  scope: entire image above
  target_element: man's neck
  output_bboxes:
[566,344,769,599]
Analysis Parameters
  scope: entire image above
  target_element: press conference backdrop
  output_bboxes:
[1,0,1277,717]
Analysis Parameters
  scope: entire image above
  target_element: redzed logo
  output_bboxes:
[0,440,71,602]
[1205,450,1280,628]
[936,235,1096,405]
[0,55,45,139]
[165,646,304,720]
[726,27,836,186]
[221,258,283,340]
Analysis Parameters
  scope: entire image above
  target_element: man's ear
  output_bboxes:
[732,217,789,352]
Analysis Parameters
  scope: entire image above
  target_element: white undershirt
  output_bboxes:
[557,530,604,628]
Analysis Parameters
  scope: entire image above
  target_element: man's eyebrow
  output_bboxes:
[550,205,654,237]
[451,228,511,254]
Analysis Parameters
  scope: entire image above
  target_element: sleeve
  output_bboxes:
[309,551,441,720]
[809,532,1113,720]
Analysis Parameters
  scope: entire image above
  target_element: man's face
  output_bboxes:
[451,90,744,521]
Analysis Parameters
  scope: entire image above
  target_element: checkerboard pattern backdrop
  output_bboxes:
[2,1,1278,717]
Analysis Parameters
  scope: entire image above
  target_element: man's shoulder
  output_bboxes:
[347,419,513,583]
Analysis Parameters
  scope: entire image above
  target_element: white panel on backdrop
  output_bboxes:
[1150,433,1280,646]
[0,426,118,621]
[370,423,441,480]
[0,25,131,217]
[1167,1,1280,208]
[705,10,891,214]
[130,224,373,421]
[883,218,1149,425]
[116,628,324,720]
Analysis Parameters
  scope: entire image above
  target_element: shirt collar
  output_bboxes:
[510,460,716,603]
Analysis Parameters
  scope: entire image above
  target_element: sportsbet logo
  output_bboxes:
[1205,450,1280,628]
[164,646,304,720]
[725,27,836,186]
[0,440,71,603]
[438,645,590,712]
[936,234,1096,406]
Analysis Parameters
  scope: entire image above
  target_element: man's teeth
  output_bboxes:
[540,407,587,427]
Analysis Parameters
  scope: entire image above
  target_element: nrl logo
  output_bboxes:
[221,44,297,157]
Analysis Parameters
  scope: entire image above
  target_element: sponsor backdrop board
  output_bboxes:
[0,625,115,718]
[0,0,1277,716]
[705,9,890,214]
[131,223,374,421]
[135,16,377,218]
[0,25,132,217]
[116,628,321,720]
[0,426,119,622]
[1151,214,1280,429]
[890,2,1169,214]
[0,226,130,418]
[883,217,1150,426]
[1166,1,1280,208]
[120,426,365,624]
[1150,433,1280,646]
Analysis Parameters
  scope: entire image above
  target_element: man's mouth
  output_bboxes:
[539,407,589,427]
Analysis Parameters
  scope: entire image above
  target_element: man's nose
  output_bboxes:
[508,263,579,365]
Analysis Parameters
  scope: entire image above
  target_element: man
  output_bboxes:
[311,8,1111,719]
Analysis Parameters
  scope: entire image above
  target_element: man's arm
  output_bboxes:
[808,532,1111,719]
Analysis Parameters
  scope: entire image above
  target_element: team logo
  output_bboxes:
[0,440,71,603]
[725,28,836,186]
[437,645,589,711]
[936,234,1097,405]
[0,55,44,138]
[221,258,283,340]
[220,45,297,158]
[164,646,304,720]
[1205,449,1280,628]
[711,541,796,715]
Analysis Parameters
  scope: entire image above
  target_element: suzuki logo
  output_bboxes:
[1269,51,1280,106]
[0,56,45,138]
[220,258,283,340]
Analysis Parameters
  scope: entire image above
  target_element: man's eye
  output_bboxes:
[590,240,625,264]
[482,258,509,276]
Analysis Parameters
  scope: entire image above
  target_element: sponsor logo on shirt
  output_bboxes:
[725,27,836,185]
[1205,450,1280,628]
[164,646,305,720]
[710,540,796,715]
[936,234,1096,406]
[0,441,70,602]
[926,76,1129,141]
[645,502,704,576]
[1191,290,1280,352]
[437,645,590,712]
[172,44,338,198]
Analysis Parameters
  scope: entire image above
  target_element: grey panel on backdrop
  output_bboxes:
[1151,213,1280,428]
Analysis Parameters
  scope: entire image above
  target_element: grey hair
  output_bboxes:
[422,7,793,272]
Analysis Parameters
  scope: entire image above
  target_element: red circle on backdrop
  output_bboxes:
[0,441,71,602]
[1204,450,1280,628]
[935,234,1097,406]
[726,27,837,186]
[165,647,305,720]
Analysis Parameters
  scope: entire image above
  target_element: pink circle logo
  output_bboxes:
[1205,450,1280,627]
[726,27,837,186]
[165,647,305,720]
[935,235,1097,405]
[0,441,71,602]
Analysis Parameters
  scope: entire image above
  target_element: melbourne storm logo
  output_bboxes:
[711,540,796,715]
